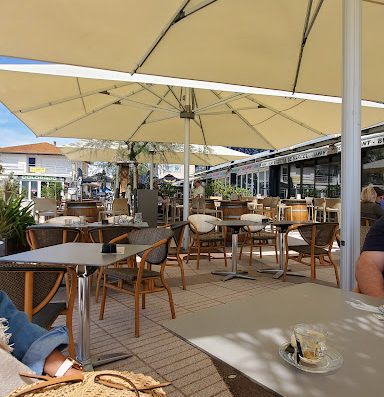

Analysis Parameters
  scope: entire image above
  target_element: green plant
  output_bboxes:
[0,194,35,244]
[206,180,251,200]
[41,182,62,202]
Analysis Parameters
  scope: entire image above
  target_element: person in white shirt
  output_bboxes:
[191,180,205,198]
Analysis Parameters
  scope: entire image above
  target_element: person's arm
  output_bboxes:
[356,251,384,297]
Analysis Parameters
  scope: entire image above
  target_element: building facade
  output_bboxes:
[0,142,75,199]
[196,127,384,198]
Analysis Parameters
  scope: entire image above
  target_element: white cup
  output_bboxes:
[64,218,72,226]
[79,216,86,224]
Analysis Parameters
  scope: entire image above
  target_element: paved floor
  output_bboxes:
[54,236,340,397]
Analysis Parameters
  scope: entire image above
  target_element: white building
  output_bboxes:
[0,142,76,199]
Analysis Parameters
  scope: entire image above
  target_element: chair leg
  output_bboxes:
[239,238,246,259]
[328,252,340,287]
[99,275,107,320]
[196,242,201,270]
[64,273,71,300]
[274,240,279,264]
[249,243,253,267]
[160,266,176,320]
[177,256,187,290]
[95,268,104,303]
[310,255,316,281]
[134,289,140,337]
[142,293,146,309]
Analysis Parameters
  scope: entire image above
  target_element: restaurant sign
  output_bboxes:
[29,167,46,174]
[22,175,61,182]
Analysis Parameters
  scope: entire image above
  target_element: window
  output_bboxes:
[28,157,36,166]
[289,164,301,198]
[252,173,258,195]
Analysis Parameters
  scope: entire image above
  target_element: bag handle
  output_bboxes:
[94,372,170,394]
[11,373,84,397]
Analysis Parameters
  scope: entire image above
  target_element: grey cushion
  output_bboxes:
[289,245,328,256]
[106,267,159,282]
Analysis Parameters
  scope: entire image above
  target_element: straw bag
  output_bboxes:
[7,370,169,397]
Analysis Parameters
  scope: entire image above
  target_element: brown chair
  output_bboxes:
[99,228,175,337]
[33,198,57,223]
[313,198,326,222]
[165,221,188,290]
[0,226,81,357]
[87,226,137,302]
[186,214,228,270]
[258,197,280,219]
[239,214,278,265]
[283,222,340,286]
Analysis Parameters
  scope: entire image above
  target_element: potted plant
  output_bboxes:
[0,194,35,256]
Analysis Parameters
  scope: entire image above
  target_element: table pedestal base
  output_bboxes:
[257,268,307,279]
[211,270,256,281]
[92,352,132,369]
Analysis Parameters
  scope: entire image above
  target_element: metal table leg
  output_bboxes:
[257,229,306,279]
[76,266,131,371]
[212,228,256,281]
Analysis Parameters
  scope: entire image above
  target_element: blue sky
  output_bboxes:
[0,56,74,148]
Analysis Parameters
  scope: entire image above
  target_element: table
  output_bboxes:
[31,221,149,242]
[0,242,150,371]
[258,221,308,279]
[209,219,263,281]
[165,283,384,397]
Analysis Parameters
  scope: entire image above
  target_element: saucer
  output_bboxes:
[279,342,343,373]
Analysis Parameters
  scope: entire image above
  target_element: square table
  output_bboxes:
[257,221,310,279]
[165,283,384,397]
[209,219,265,281]
[0,242,150,371]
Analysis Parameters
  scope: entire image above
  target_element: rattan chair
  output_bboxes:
[99,228,175,337]
[164,221,188,290]
[87,225,136,302]
[186,214,228,270]
[239,214,278,265]
[283,222,340,286]
[0,226,81,357]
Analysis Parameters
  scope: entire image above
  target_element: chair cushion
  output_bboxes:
[252,231,276,240]
[199,232,224,242]
[288,245,328,255]
[32,302,67,329]
[240,213,267,232]
[106,267,160,282]
[188,214,218,233]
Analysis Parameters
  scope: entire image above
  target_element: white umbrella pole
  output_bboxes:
[182,88,192,250]
[340,0,361,291]
[149,152,154,190]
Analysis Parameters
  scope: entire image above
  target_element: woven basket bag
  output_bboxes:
[7,370,168,397]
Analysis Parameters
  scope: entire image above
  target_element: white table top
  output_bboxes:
[0,243,150,267]
[164,283,384,397]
